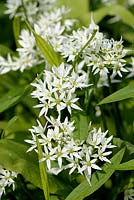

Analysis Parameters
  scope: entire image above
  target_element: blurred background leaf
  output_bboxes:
[57,0,90,25]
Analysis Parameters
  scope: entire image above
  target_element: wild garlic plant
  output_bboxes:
[23,14,119,184]
[0,0,134,199]
[25,61,115,183]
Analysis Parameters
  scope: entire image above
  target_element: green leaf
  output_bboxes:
[13,17,21,48]
[93,4,134,28]
[57,0,90,25]
[122,31,134,43]
[35,34,61,66]
[65,148,125,200]
[0,116,32,140]
[0,139,41,188]
[2,116,18,137]
[36,137,50,200]
[113,160,134,170]
[98,82,134,105]
[50,197,59,200]
[25,21,62,66]
[0,116,32,143]
[0,85,31,113]
[113,137,134,155]
[0,3,6,18]
[72,113,89,141]
[0,44,15,57]
[0,139,68,195]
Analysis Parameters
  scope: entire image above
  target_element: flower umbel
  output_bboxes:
[0,166,17,199]
[26,119,115,183]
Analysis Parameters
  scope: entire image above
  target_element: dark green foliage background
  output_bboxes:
[0,0,134,200]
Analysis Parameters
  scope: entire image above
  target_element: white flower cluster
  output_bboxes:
[58,21,127,78]
[25,118,115,183]
[34,6,76,52]
[25,61,116,182]
[86,38,127,77]
[31,62,88,116]
[0,49,39,74]
[0,166,17,199]
[124,188,134,200]
[0,1,75,74]
[0,0,128,89]
[5,0,56,22]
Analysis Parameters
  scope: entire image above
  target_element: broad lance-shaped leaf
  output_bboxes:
[93,4,134,28]
[0,85,32,113]
[113,160,134,171]
[71,113,88,141]
[25,21,62,66]
[36,137,50,200]
[65,148,125,200]
[0,139,70,195]
[98,82,134,105]
[0,139,41,188]
[35,34,62,66]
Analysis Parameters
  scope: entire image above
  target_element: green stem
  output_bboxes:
[88,69,108,130]
[107,73,122,137]
[36,136,50,200]
[21,0,29,21]
[100,105,107,130]
[73,29,97,67]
